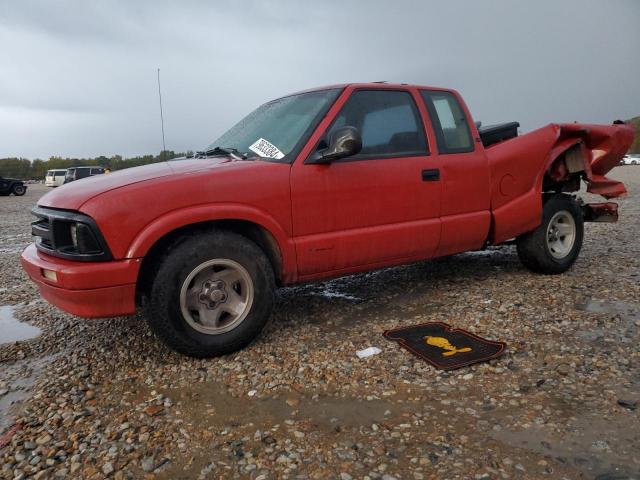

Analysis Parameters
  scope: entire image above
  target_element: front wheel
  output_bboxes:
[516,194,584,274]
[144,230,275,357]
[12,184,26,196]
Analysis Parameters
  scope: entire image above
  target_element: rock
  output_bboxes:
[144,405,163,417]
[35,434,51,445]
[617,399,637,410]
[141,457,155,472]
[102,462,115,475]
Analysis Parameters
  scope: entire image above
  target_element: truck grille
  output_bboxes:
[31,212,55,251]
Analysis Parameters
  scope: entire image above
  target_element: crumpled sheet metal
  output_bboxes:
[557,123,634,198]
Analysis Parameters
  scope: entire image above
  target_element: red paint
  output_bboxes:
[21,83,635,319]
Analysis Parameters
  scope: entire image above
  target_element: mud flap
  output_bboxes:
[583,202,619,223]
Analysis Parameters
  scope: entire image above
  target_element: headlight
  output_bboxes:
[70,223,78,248]
[64,222,102,254]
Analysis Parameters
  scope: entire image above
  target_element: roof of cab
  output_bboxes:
[291,82,453,96]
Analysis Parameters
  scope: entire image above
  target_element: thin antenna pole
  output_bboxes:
[157,68,167,161]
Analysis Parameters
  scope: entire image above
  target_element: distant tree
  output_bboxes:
[0,150,187,179]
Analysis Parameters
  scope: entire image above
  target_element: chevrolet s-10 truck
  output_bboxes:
[21,83,634,357]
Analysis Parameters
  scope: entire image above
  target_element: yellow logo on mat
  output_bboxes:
[424,336,472,357]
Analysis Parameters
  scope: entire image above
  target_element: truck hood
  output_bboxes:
[38,157,235,210]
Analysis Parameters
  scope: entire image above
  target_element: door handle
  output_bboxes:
[422,169,440,182]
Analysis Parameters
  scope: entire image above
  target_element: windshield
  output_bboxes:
[207,88,341,161]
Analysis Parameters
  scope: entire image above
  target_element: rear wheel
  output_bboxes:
[516,194,583,274]
[144,230,275,357]
[12,184,26,196]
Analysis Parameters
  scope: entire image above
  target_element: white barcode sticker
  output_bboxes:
[248,138,285,159]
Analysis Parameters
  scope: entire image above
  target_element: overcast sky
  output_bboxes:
[1,0,639,159]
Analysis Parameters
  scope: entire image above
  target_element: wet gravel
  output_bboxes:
[1,170,639,480]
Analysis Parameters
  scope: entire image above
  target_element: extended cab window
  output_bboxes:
[327,90,428,159]
[421,91,473,154]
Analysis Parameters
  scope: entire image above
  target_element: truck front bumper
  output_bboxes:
[21,244,141,318]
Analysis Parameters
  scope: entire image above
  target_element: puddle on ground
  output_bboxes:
[157,382,409,479]
[0,305,41,344]
[0,355,56,433]
[492,413,640,479]
[574,299,639,343]
[577,299,640,318]
[167,382,402,432]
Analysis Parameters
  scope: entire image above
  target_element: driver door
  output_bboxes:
[290,87,442,279]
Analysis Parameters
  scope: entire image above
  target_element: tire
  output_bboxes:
[516,194,584,274]
[12,184,26,196]
[144,230,275,357]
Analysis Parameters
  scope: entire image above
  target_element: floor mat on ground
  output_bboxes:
[383,322,506,370]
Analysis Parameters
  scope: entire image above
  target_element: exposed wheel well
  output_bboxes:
[135,220,283,306]
[543,144,586,194]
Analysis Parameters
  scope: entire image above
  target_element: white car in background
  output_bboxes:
[621,154,639,165]
[45,169,67,187]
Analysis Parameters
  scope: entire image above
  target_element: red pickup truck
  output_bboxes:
[21,83,634,357]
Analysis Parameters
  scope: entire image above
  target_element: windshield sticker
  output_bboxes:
[248,138,285,159]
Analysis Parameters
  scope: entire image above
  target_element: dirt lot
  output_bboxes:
[1,169,639,480]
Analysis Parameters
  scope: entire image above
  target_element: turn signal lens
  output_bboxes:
[42,269,58,282]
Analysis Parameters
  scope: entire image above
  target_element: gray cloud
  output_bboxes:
[1,0,639,158]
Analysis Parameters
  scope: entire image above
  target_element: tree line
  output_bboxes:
[0,150,190,179]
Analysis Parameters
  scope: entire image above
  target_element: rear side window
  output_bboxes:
[421,91,473,154]
[327,90,428,159]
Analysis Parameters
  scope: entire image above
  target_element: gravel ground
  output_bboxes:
[1,170,639,480]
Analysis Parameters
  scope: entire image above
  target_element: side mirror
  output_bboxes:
[308,126,362,164]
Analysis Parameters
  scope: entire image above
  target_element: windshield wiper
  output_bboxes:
[200,146,248,160]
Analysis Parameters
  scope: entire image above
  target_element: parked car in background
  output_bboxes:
[621,154,639,165]
[64,166,106,184]
[0,176,27,196]
[45,169,67,187]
